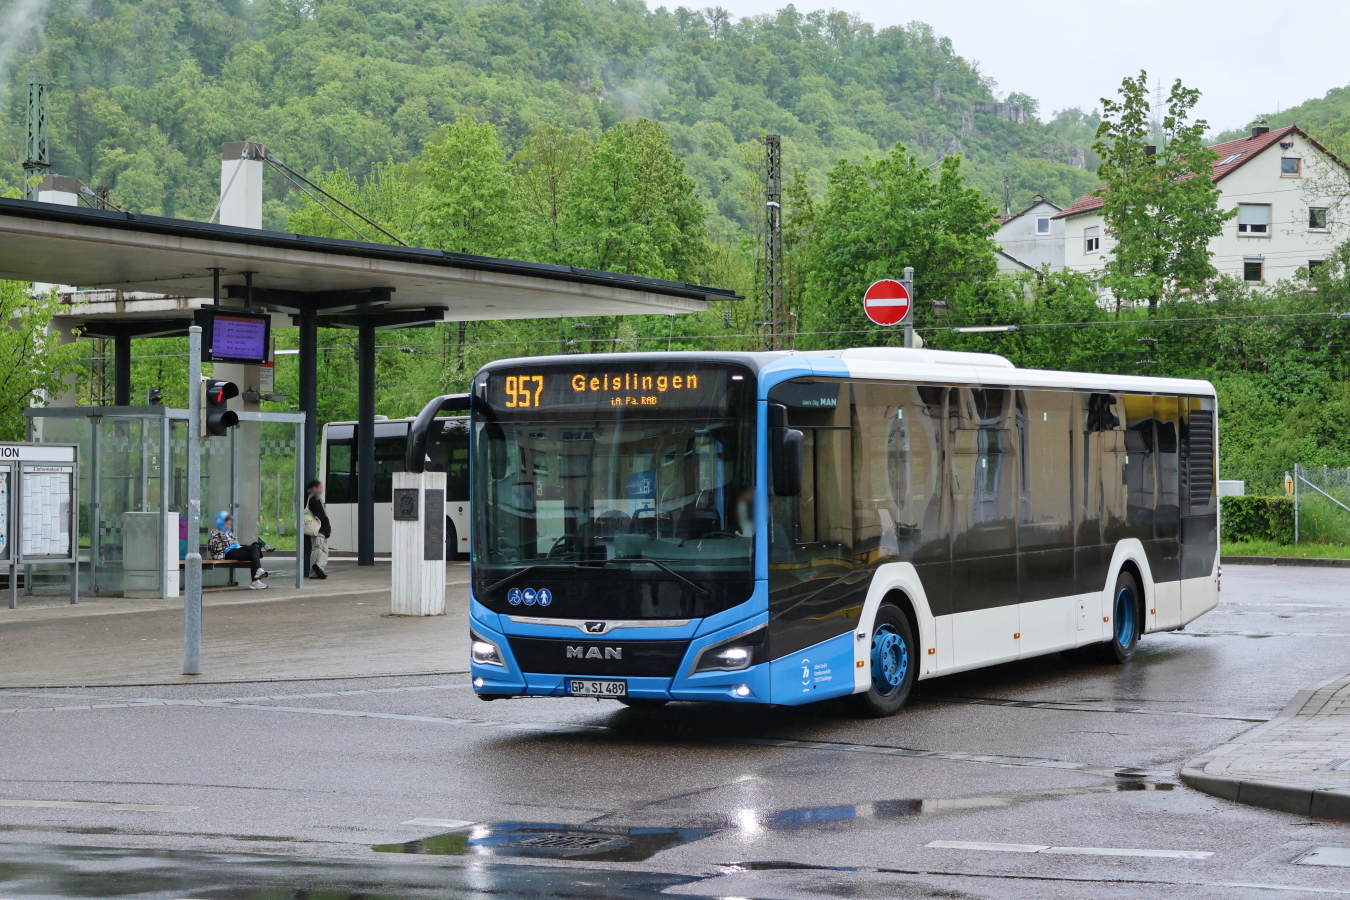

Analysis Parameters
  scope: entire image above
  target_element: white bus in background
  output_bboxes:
[318,415,470,557]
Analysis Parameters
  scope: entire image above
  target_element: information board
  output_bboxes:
[207,310,271,364]
[21,467,73,558]
[0,465,9,561]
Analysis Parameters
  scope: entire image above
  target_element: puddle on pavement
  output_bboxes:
[760,780,1173,830]
[374,822,713,862]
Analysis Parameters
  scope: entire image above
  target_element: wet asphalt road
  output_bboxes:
[1,565,1349,899]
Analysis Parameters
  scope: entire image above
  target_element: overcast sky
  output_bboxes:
[716,0,1350,134]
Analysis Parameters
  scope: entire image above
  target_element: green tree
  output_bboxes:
[798,145,999,347]
[1093,73,1232,314]
[0,283,86,441]
[418,115,521,256]
[562,119,710,282]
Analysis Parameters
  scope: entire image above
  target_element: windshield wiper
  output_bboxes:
[608,557,711,597]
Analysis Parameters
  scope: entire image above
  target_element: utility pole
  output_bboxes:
[23,73,49,202]
[902,266,916,350]
[763,134,783,351]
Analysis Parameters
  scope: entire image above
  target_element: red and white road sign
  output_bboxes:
[863,279,911,326]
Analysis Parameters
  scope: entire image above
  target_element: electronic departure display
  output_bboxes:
[485,364,742,415]
[204,309,271,364]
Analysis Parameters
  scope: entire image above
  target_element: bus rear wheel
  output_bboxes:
[856,605,917,718]
[1101,570,1142,664]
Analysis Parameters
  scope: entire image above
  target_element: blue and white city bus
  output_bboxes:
[468,348,1219,716]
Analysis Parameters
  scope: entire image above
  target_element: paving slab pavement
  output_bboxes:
[1183,664,1350,821]
[0,561,471,687]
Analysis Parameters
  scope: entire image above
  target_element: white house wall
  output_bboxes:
[1061,132,1339,288]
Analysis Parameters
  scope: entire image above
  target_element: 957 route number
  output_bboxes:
[568,679,627,697]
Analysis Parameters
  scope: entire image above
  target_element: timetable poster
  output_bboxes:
[21,469,71,558]
[0,468,8,559]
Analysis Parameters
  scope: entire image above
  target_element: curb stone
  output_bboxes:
[1181,664,1350,822]
[1221,555,1350,567]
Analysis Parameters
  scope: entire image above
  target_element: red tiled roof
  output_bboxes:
[1052,125,1303,219]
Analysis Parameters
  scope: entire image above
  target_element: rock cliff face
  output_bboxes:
[974,102,1028,125]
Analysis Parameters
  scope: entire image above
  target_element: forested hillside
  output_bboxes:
[0,0,1100,226]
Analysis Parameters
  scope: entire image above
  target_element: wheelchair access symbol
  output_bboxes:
[507,588,522,605]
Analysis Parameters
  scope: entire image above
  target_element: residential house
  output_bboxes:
[1056,125,1342,288]
[994,198,1065,273]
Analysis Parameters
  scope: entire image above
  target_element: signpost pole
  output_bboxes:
[902,266,916,350]
[184,326,203,675]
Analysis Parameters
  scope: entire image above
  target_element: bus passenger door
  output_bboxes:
[950,388,1020,668]
[767,381,863,703]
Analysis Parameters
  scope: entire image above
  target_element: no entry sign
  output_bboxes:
[863,279,911,326]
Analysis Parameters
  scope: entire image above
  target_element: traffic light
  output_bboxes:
[146,387,163,405]
[204,379,240,437]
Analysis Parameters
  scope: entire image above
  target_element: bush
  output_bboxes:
[1221,495,1295,544]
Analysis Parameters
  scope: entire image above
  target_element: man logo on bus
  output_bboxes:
[567,646,622,660]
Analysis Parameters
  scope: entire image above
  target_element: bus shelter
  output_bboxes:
[27,405,305,597]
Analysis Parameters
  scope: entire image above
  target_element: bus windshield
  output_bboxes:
[472,361,756,618]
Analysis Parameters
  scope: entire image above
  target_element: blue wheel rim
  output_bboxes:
[1114,586,1136,648]
[871,624,909,696]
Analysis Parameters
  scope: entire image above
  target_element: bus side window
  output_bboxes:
[326,438,354,504]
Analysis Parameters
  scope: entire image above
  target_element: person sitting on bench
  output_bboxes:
[208,511,269,590]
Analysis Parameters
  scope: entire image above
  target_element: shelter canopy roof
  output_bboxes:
[0,198,736,321]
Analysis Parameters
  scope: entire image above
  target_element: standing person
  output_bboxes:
[305,479,331,580]
[208,511,268,589]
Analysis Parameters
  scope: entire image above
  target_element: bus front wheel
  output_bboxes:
[1101,570,1142,664]
[856,605,917,718]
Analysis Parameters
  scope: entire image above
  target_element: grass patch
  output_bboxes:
[1222,541,1350,559]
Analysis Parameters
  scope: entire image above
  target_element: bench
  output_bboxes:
[177,557,257,587]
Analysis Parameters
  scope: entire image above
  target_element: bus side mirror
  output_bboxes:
[769,404,803,496]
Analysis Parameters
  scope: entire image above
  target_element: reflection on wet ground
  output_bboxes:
[0,843,706,900]
[760,779,1174,830]
[374,822,712,862]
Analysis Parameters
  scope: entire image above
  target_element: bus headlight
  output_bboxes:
[471,633,505,667]
[691,626,766,674]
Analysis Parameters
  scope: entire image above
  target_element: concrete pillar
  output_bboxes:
[34,175,79,296]
[391,470,446,615]
[219,142,265,229]
[45,318,81,408]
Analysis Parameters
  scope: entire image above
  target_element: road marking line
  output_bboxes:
[0,798,196,812]
[926,840,1213,859]
[1044,846,1214,859]
[927,840,1048,853]
[401,818,475,829]
[927,695,1269,723]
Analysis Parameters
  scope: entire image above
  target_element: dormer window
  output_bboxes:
[1281,157,1302,177]
[1036,216,1051,235]
[1217,152,1244,166]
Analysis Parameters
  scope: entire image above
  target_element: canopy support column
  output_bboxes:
[357,319,376,566]
[298,308,318,486]
[113,335,131,406]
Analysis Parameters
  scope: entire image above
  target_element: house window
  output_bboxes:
[1309,259,1326,275]
[1084,226,1100,253]
[1243,257,1264,283]
[1238,203,1271,235]
[1281,157,1302,177]
[1036,216,1051,235]
[1309,207,1329,231]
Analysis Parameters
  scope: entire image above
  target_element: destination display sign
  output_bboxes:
[486,365,739,414]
